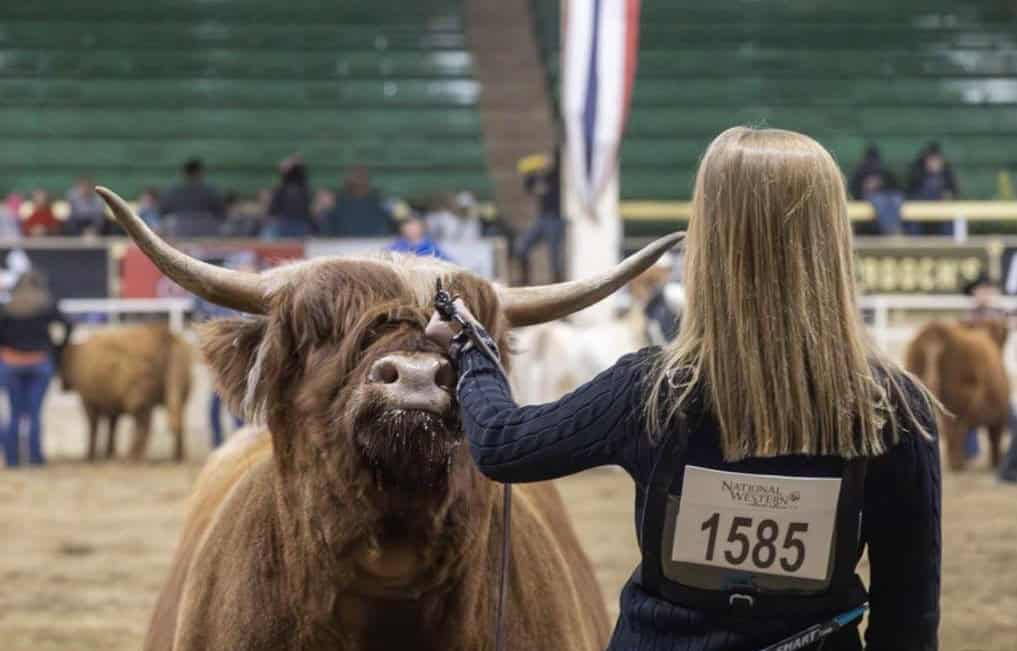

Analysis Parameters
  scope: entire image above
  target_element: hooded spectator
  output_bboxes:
[65,176,107,236]
[160,158,225,231]
[320,165,393,237]
[264,154,313,239]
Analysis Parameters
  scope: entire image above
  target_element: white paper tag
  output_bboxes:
[671,466,842,581]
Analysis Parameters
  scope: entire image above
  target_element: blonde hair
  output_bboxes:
[644,126,931,460]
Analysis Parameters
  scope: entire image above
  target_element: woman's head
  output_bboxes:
[646,126,924,460]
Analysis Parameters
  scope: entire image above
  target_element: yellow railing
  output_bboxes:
[620,200,1017,222]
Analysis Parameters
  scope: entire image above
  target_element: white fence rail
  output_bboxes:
[58,298,194,333]
[859,293,1017,373]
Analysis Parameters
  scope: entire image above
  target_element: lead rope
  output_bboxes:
[495,483,512,651]
[433,281,514,651]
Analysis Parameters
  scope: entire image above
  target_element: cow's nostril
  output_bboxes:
[435,360,456,392]
[370,359,400,384]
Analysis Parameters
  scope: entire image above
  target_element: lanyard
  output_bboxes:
[756,604,868,651]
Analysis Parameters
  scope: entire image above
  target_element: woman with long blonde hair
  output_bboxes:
[428,126,940,650]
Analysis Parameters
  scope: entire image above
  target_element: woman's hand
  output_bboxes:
[425,298,478,350]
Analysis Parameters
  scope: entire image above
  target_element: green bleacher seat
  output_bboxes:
[533,0,1017,203]
[0,0,492,199]
[0,49,474,79]
[0,78,480,108]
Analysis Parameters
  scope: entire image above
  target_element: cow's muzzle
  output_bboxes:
[367,352,455,414]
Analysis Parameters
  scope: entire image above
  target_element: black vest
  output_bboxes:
[638,415,869,625]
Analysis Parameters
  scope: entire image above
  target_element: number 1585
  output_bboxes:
[701,513,808,573]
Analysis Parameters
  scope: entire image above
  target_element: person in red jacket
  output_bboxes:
[21,190,60,237]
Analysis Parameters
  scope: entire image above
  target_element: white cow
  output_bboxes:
[511,282,685,405]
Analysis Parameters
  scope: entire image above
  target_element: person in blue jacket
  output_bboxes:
[427,127,942,650]
[388,211,452,262]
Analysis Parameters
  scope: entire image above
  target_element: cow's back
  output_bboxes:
[906,321,1009,425]
[145,428,272,651]
[70,323,175,412]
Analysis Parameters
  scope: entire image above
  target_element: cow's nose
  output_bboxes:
[368,353,455,413]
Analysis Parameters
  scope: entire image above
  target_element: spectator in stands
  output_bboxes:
[515,148,564,283]
[312,188,337,226]
[65,176,107,236]
[21,190,60,237]
[160,158,225,232]
[0,192,21,240]
[908,142,959,235]
[849,145,887,200]
[848,146,908,236]
[263,154,314,239]
[426,191,483,245]
[137,188,161,231]
[0,271,72,467]
[320,165,393,237]
[862,173,911,236]
[221,189,269,238]
[387,205,451,261]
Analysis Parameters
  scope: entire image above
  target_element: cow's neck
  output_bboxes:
[273,448,501,649]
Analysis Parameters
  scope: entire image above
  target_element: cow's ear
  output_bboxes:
[198,316,269,418]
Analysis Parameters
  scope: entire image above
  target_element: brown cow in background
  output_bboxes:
[905,318,1009,470]
[97,187,681,651]
[60,322,192,462]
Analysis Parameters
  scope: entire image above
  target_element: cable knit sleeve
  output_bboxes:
[455,346,652,483]
[863,378,941,651]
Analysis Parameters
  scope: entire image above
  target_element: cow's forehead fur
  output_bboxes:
[202,252,509,425]
[262,251,486,312]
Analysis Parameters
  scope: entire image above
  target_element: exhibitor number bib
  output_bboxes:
[671,466,842,581]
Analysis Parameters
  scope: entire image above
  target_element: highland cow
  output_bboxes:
[60,322,192,462]
[96,186,681,651]
[905,318,1009,471]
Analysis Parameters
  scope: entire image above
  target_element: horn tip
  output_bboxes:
[94,186,117,202]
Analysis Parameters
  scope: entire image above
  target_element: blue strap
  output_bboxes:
[755,603,867,651]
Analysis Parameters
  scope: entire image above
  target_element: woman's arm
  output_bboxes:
[455,345,649,483]
[863,383,941,650]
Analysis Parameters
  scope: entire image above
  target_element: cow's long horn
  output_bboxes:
[498,231,684,327]
[95,186,267,314]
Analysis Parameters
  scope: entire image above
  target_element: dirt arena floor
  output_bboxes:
[1,354,1015,650]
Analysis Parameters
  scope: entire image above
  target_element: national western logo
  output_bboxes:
[721,480,801,510]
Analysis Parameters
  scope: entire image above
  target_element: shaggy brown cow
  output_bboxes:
[905,318,1009,470]
[96,187,681,651]
[60,322,192,462]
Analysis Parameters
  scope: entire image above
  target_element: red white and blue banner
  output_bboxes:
[561,0,641,213]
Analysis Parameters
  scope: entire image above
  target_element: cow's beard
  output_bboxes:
[352,405,463,492]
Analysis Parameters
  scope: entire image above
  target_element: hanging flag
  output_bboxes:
[561,0,641,214]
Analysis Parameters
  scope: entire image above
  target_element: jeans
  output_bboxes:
[514,215,566,282]
[209,391,243,449]
[964,428,980,459]
[2,359,54,467]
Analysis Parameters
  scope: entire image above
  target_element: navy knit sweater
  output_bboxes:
[456,347,941,651]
